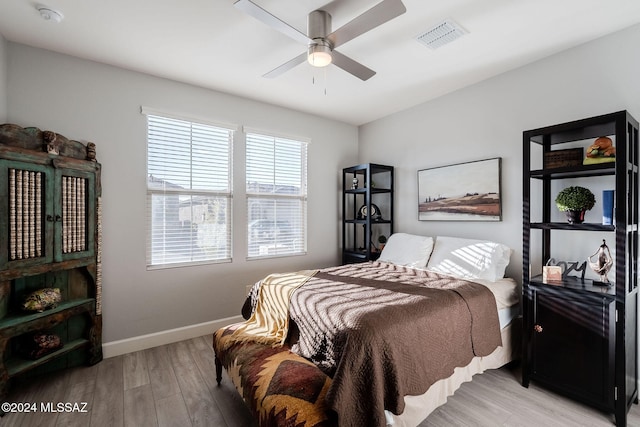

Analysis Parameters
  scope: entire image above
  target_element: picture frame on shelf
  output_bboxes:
[542,266,563,283]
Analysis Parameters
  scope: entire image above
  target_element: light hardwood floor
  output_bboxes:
[2,334,639,426]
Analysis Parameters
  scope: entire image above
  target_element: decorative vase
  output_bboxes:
[566,210,585,224]
[602,190,614,225]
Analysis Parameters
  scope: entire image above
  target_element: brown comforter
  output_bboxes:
[244,261,501,427]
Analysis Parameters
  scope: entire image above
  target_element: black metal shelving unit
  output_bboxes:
[342,164,394,264]
[522,111,639,426]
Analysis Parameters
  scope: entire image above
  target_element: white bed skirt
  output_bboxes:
[386,319,520,426]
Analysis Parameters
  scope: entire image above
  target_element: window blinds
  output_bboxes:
[246,131,307,258]
[145,113,233,268]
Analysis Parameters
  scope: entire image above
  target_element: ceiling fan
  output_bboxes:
[234,0,406,81]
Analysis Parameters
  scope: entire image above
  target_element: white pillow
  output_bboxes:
[426,236,511,282]
[378,233,434,268]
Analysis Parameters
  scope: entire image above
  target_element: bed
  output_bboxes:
[213,233,520,427]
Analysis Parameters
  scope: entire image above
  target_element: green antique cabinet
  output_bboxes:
[0,124,103,400]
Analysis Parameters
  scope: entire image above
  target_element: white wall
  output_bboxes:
[0,34,7,122]
[5,23,640,353]
[359,23,640,282]
[5,43,358,348]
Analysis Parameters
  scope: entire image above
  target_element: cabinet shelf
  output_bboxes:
[527,111,620,145]
[530,163,615,179]
[0,299,94,332]
[530,222,615,231]
[0,257,95,282]
[343,249,381,260]
[6,338,90,377]
[345,188,392,194]
[529,275,615,297]
[344,219,392,225]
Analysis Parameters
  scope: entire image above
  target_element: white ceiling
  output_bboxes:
[1,0,640,126]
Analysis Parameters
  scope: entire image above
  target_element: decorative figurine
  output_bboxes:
[352,176,359,189]
[588,239,613,285]
[22,287,62,312]
[86,142,97,161]
[43,130,60,155]
[585,136,616,161]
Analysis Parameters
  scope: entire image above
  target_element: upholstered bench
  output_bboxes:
[213,323,337,427]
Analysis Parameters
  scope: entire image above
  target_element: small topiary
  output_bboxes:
[555,186,596,212]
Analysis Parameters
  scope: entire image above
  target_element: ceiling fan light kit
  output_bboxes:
[234,0,406,81]
[308,41,332,67]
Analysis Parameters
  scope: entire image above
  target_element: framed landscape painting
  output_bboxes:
[418,157,502,221]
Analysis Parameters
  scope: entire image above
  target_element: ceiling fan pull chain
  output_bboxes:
[324,67,328,96]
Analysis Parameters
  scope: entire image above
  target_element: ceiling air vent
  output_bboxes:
[415,20,467,50]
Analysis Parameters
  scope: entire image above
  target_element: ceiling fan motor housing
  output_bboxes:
[308,10,332,47]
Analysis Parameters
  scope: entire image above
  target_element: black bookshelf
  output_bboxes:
[522,111,639,426]
[342,164,393,264]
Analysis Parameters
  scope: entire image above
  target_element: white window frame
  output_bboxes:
[143,107,235,269]
[245,128,308,260]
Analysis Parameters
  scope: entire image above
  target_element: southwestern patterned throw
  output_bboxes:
[221,261,501,427]
[214,325,336,427]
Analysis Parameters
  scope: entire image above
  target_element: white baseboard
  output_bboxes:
[102,315,244,358]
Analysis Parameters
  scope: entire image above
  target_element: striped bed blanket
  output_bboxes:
[218,261,501,427]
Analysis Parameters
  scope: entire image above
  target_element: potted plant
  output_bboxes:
[555,186,596,224]
[378,235,387,251]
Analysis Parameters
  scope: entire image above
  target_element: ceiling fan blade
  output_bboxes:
[263,52,307,78]
[234,0,310,45]
[331,50,376,81]
[327,0,406,49]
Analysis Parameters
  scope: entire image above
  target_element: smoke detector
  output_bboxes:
[37,5,64,23]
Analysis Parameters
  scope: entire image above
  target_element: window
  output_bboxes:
[145,111,233,268]
[246,131,308,258]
